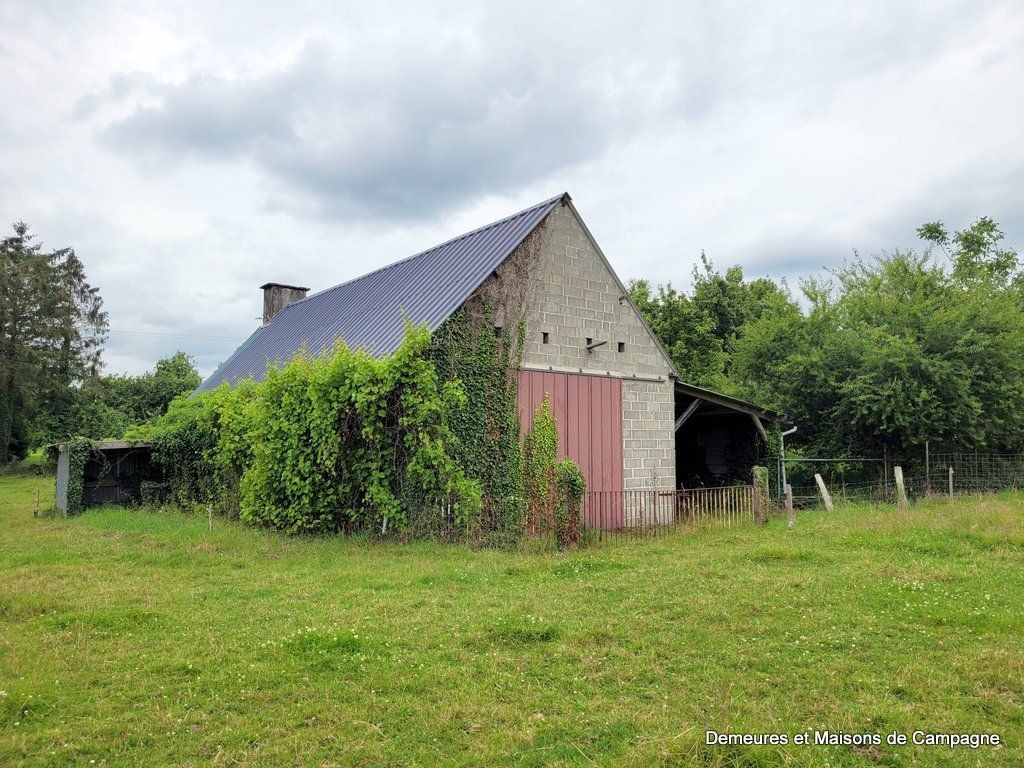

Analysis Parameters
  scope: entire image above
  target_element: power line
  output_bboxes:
[104,330,246,342]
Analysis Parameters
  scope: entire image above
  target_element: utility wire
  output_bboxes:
[103,330,246,342]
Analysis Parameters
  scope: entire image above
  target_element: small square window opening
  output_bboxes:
[618,342,625,353]
[542,332,549,344]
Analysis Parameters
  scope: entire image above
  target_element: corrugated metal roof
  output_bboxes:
[198,193,566,391]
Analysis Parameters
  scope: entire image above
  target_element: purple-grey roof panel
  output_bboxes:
[198,193,565,391]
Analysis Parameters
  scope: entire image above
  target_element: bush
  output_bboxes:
[239,324,480,533]
[121,377,259,516]
[522,394,557,535]
[139,480,168,506]
[131,323,481,537]
[554,458,585,549]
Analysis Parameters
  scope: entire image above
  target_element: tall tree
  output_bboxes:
[917,217,1020,288]
[0,223,107,460]
[732,222,1024,458]
[35,351,203,444]
[628,254,797,392]
[628,278,728,390]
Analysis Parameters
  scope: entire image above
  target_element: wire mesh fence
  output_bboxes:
[929,453,1024,494]
[388,452,1024,546]
[783,452,1024,511]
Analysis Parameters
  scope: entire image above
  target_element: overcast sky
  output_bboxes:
[3,1,1022,377]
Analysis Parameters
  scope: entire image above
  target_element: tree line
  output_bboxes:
[2,215,1021,466]
[0,223,199,462]
[630,217,1024,460]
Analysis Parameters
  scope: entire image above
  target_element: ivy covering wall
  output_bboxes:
[63,437,95,516]
[428,301,524,536]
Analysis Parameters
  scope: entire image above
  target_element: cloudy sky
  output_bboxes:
[3,1,1022,377]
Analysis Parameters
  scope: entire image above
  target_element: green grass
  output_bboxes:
[0,475,1021,767]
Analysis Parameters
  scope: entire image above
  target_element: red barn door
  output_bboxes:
[517,370,624,527]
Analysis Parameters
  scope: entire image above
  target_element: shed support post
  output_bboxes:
[674,398,702,431]
[750,414,769,443]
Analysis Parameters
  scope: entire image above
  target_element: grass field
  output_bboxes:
[1,474,1021,767]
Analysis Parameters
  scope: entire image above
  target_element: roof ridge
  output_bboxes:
[283,192,567,312]
[197,191,566,391]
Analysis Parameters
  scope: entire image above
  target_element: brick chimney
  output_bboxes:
[260,283,309,325]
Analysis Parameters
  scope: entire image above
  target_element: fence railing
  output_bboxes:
[581,485,757,541]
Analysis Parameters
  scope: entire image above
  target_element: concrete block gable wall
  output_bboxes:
[520,202,677,492]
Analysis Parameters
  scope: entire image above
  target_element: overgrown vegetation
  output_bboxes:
[2,474,1020,766]
[554,457,585,549]
[38,352,201,446]
[522,394,558,535]
[429,301,525,538]
[108,310,584,544]
[61,437,94,516]
[128,324,481,536]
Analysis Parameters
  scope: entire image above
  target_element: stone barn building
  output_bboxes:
[199,193,778,497]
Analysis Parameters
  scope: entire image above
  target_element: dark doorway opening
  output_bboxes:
[673,385,775,488]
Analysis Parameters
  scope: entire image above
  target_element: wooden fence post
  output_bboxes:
[814,473,834,513]
[948,467,954,504]
[752,466,768,525]
[34,489,40,518]
[785,484,794,530]
[925,440,931,496]
[207,504,213,533]
[894,466,909,509]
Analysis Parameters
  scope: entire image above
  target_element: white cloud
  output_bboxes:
[1,0,1022,376]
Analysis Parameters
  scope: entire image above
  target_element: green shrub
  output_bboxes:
[554,458,585,549]
[139,480,168,506]
[236,323,479,534]
[522,394,558,535]
[123,323,483,538]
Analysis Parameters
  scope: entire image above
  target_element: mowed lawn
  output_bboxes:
[1,475,1021,767]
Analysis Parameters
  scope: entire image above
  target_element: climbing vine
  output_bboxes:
[63,437,96,516]
[427,224,543,537]
[429,304,524,536]
[554,458,585,549]
[522,394,558,535]
[132,323,480,536]
[239,324,479,534]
